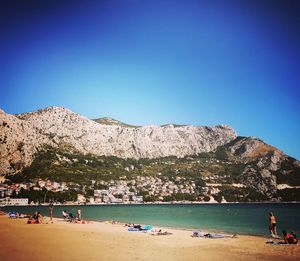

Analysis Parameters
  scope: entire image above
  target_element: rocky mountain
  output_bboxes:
[1,106,299,202]
[220,137,300,199]
[0,106,236,175]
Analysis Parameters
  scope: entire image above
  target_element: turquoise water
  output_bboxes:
[3,203,300,236]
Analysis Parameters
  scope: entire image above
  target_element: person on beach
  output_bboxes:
[68,212,76,222]
[269,212,277,237]
[37,212,43,224]
[49,201,54,223]
[77,208,81,221]
[62,210,68,220]
[32,211,39,223]
[283,230,298,244]
[291,232,298,241]
[28,211,42,224]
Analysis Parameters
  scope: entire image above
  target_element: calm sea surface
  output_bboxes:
[3,203,300,236]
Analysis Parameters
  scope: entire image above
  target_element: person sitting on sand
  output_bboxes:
[27,211,39,224]
[283,230,298,244]
[133,224,142,231]
[68,213,75,222]
[37,212,43,224]
[62,210,68,220]
[269,212,277,237]
[32,211,39,223]
[27,216,35,224]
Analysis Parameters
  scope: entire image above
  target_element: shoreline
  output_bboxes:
[3,203,300,237]
[1,215,299,261]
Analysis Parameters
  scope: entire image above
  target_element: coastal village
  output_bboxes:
[0,171,228,206]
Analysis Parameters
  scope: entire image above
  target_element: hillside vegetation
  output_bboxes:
[5,137,300,202]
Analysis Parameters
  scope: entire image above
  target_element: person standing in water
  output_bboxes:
[269,212,277,237]
[49,201,54,223]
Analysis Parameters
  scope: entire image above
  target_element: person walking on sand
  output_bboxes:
[269,212,277,237]
[49,200,54,223]
[77,208,81,221]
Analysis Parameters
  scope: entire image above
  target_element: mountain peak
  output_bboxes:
[228,137,283,159]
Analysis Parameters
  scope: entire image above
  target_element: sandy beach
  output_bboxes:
[0,215,299,261]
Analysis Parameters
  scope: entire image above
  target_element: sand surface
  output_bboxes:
[0,215,299,261]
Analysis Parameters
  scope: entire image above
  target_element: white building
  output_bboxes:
[52,182,60,189]
[89,197,95,204]
[38,180,46,187]
[0,186,7,197]
[77,194,86,203]
[94,190,109,197]
[132,195,143,202]
[1,197,29,206]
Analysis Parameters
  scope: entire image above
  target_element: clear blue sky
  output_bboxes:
[1,0,300,159]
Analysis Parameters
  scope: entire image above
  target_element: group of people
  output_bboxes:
[27,211,43,224]
[62,208,81,223]
[5,205,299,244]
[26,202,83,224]
[268,212,298,244]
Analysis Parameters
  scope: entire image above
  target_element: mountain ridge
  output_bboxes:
[1,106,237,175]
[1,106,299,202]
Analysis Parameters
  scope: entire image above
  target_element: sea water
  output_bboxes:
[3,203,300,236]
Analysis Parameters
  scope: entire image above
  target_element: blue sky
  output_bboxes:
[1,0,300,159]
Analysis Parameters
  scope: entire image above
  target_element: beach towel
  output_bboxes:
[266,240,289,245]
[204,233,227,238]
[192,231,236,239]
[151,231,173,236]
[8,211,17,218]
[142,225,153,231]
[128,227,140,232]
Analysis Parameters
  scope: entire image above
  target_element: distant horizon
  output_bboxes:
[1,0,300,160]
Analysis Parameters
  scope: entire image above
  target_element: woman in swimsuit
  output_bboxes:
[269,212,277,237]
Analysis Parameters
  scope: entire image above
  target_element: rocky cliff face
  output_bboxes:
[2,106,299,201]
[222,137,299,199]
[0,109,53,175]
[1,106,237,175]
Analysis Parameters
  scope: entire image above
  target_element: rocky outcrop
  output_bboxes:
[229,137,282,159]
[0,109,54,175]
[224,137,299,199]
[1,106,237,175]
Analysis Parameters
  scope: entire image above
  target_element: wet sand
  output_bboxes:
[0,215,299,261]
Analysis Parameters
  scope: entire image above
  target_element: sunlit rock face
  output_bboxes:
[1,106,237,175]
